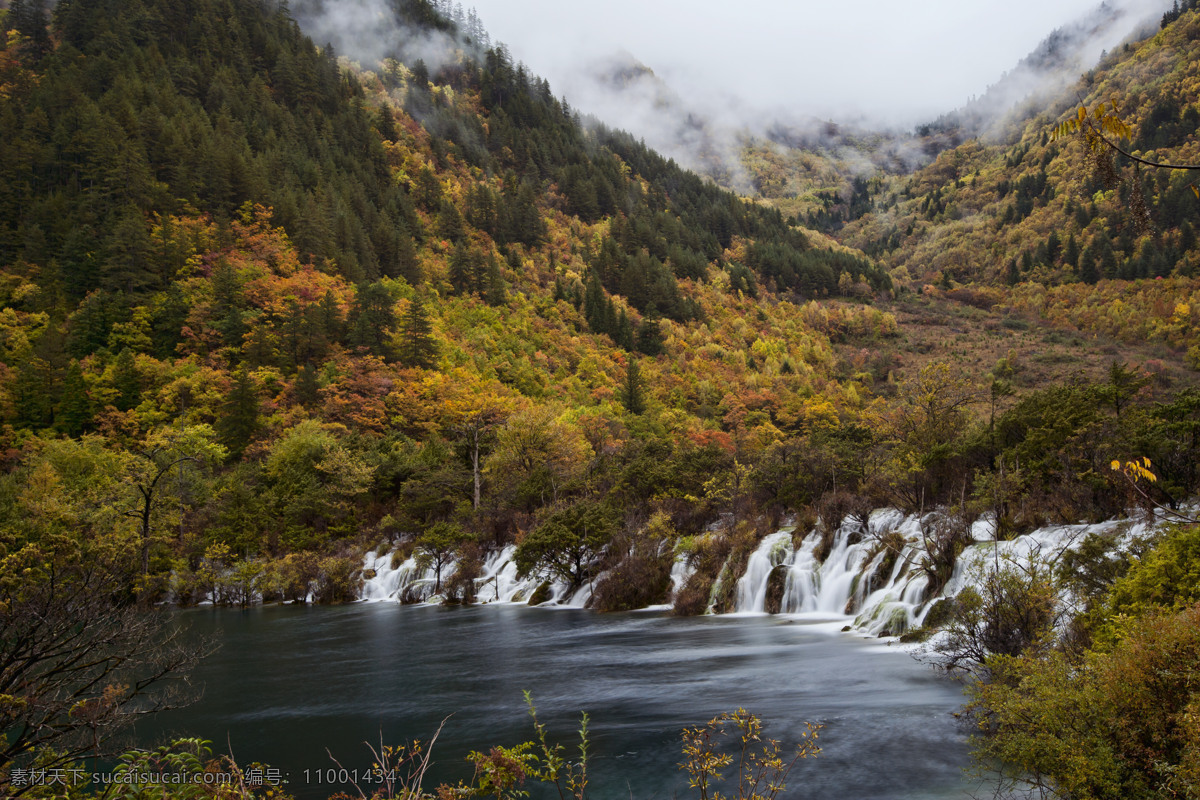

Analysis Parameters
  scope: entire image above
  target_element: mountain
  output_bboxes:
[0,0,1197,621]
[840,3,1200,362]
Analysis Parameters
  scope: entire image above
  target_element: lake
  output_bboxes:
[144,603,982,799]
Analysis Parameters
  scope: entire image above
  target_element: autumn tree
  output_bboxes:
[126,426,226,575]
[264,420,374,549]
[0,543,209,790]
[485,406,592,510]
[415,521,473,593]
[514,500,617,589]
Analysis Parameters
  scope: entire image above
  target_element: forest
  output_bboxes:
[3,0,1200,797]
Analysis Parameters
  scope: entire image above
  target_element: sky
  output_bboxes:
[461,0,1171,127]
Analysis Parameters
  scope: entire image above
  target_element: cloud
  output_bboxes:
[288,0,466,74]
[285,0,1173,188]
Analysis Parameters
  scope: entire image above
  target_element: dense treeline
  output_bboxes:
[4,0,1200,794]
[838,7,1200,356]
[1,0,1197,607]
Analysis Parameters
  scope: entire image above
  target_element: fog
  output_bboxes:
[289,0,1173,185]
[464,0,1171,127]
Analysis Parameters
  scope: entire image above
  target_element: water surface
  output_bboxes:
[147,604,980,799]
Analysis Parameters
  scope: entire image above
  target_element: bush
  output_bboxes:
[590,538,673,612]
[935,555,1060,676]
[673,534,733,616]
[970,604,1200,800]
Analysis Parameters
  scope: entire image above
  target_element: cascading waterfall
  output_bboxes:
[361,543,695,609]
[359,510,1161,637]
[732,509,1159,636]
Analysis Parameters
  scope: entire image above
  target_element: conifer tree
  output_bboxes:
[348,282,397,359]
[294,362,321,407]
[398,297,438,370]
[449,242,474,295]
[635,316,664,356]
[622,357,646,415]
[13,356,55,429]
[218,368,260,459]
[484,256,506,306]
[112,348,141,412]
[56,360,91,436]
[437,198,465,242]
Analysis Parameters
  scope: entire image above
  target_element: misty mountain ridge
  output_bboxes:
[490,0,1170,223]
[922,0,1169,143]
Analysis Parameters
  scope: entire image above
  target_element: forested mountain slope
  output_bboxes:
[840,5,1200,361]
[0,0,1196,617]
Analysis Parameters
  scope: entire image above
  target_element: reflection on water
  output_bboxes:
[145,604,981,799]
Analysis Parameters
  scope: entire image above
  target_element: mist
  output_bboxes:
[286,0,1173,188]
[454,0,1171,180]
[465,0,1170,125]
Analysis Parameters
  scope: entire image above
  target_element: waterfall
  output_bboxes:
[359,511,1162,637]
[360,550,440,602]
[733,531,794,613]
[732,510,1161,636]
[360,544,594,606]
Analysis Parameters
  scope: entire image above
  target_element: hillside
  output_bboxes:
[838,5,1200,363]
[10,3,1200,796]
[0,0,1196,619]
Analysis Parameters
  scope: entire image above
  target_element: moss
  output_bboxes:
[764,564,789,614]
[899,625,933,643]
[527,581,552,606]
[591,547,673,612]
[876,606,910,638]
[922,597,957,629]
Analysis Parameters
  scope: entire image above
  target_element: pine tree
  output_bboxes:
[55,360,91,436]
[615,308,634,351]
[1080,250,1100,285]
[13,356,56,429]
[635,316,664,356]
[449,242,475,295]
[1004,260,1020,286]
[484,256,506,306]
[112,348,141,412]
[348,282,397,359]
[294,362,321,407]
[218,368,260,459]
[621,357,645,415]
[398,297,438,370]
[437,198,465,242]
[1064,234,1080,269]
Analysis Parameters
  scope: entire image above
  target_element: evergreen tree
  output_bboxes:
[218,368,261,459]
[112,348,141,412]
[348,282,397,359]
[484,256,506,306]
[635,316,664,356]
[416,165,443,210]
[1004,260,1020,286]
[437,198,465,242]
[621,357,645,415]
[13,356,55,429]
[1064,234,1080,269]
[55,360,91,436]
[294,362,321,407]
[449,242,475,295]
[398,297,438,370]
[583,273,609,334]
[1080,250,1100,285]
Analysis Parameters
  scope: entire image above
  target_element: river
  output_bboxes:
[143,602,981,799]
